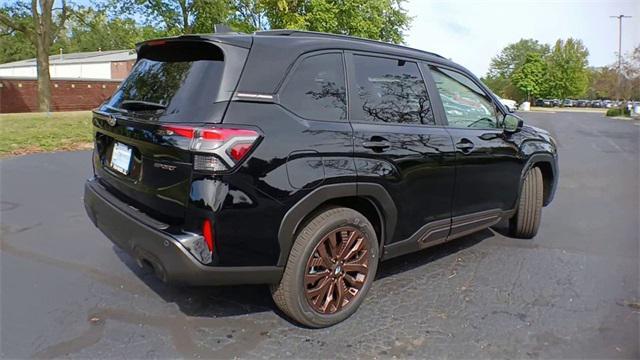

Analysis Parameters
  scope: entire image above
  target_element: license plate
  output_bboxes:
[110,142,132,175]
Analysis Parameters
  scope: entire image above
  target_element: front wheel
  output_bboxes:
[271,207,379,328]
[510,167,544,238]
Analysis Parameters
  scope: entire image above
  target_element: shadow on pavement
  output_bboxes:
[113,228,499,320]
[114,248,274,317]
[376,228,494,280]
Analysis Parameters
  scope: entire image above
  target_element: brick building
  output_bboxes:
[0,50,136,113]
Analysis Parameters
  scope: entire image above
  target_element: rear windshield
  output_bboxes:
[103,41,235,123]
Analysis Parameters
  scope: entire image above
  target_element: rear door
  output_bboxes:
[346,52,456,246]
[92,39,248,224]
[426,65,522,217]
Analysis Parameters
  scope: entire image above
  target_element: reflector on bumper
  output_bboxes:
[175,233,213,264]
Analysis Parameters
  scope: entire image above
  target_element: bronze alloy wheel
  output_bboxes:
[304,226,370,314]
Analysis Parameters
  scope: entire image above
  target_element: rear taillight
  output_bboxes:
[160,125,259,172]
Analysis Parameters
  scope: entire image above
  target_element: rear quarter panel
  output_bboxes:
[186,102,356,266]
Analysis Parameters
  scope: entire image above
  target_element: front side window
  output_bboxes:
[280,53,346,121]
[351,55,434,125]
[430,66,500,129]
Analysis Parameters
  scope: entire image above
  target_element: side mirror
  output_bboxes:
[503,113,523,133]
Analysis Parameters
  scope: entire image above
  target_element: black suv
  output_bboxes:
[84,30,558,327]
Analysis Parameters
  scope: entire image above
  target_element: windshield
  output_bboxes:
[102,41,235,123]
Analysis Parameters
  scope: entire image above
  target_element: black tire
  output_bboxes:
[510,167,544,238]
[271,207,379,328]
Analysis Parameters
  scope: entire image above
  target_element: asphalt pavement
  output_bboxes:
[1,112,638,359]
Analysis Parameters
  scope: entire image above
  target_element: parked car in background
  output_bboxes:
[576,100,588,107]
[562,99,575,107]
[497,96,518,112]
[83,30,559,327]
[537,99,553,107]
[591,100,603,108]
[551,99,561,107]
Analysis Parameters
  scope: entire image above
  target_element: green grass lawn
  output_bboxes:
[0,111,93,157]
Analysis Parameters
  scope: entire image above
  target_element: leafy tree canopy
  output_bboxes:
[487,38,549,79]
[0,0,411,65]
[511,52,546,100]
[107,0,410,44]
[544,38,589,99]
[484,37,595,101]
[264,0,411,44]
[0,3,36,62]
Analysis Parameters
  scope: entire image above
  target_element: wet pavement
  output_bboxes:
[1,112,638,359]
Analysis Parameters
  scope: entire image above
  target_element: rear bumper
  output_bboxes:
[83,178,283,286]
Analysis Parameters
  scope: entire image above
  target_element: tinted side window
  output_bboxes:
[280,53,346,121]
[350,55,434,125]
[429,66,500,128]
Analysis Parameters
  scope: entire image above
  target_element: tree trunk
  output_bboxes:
[0,0,65,113]
[179,0,190,33]
[32,0,55,113]
[35,37,51,112]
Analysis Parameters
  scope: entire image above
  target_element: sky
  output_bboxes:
[405,0,640,77]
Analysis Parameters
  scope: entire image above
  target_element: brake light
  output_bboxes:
[146,40,167,47]
[160,125,259,172]
[202,219,215,252]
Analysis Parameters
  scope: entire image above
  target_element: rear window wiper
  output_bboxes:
[120,100,167,111]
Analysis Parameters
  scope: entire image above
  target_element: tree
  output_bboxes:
[0,0,68,112]
[487,39,550,79]
[587,46,640,101]
[190,0,231,33]
[111,0,411,44]
[63,6,167,52]
[621,45,640,100]
[262,0,410,44]
[481,75,509,95]
[484,39,550,100]
[587,66,619,99]
[228,0,267,32]
[511,52,546,101]
[109,0,230,34]
[0,16,36,63]
[545,38,589,99]
[0,5,170,64]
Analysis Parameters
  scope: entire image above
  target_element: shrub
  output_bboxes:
[606,107,632,117]
[606,108,622,117]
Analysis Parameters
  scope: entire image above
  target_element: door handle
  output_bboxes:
[455,140,475,152]
[363,138,391,151]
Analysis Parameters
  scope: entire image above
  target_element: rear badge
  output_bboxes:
[154,162,177,171]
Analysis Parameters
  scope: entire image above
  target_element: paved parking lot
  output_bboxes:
[1,112,638,359]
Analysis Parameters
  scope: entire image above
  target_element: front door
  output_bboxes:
[426,65,522,219]
[346,53,456,246]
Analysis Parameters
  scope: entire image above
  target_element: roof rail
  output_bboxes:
[255,29,445,59]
